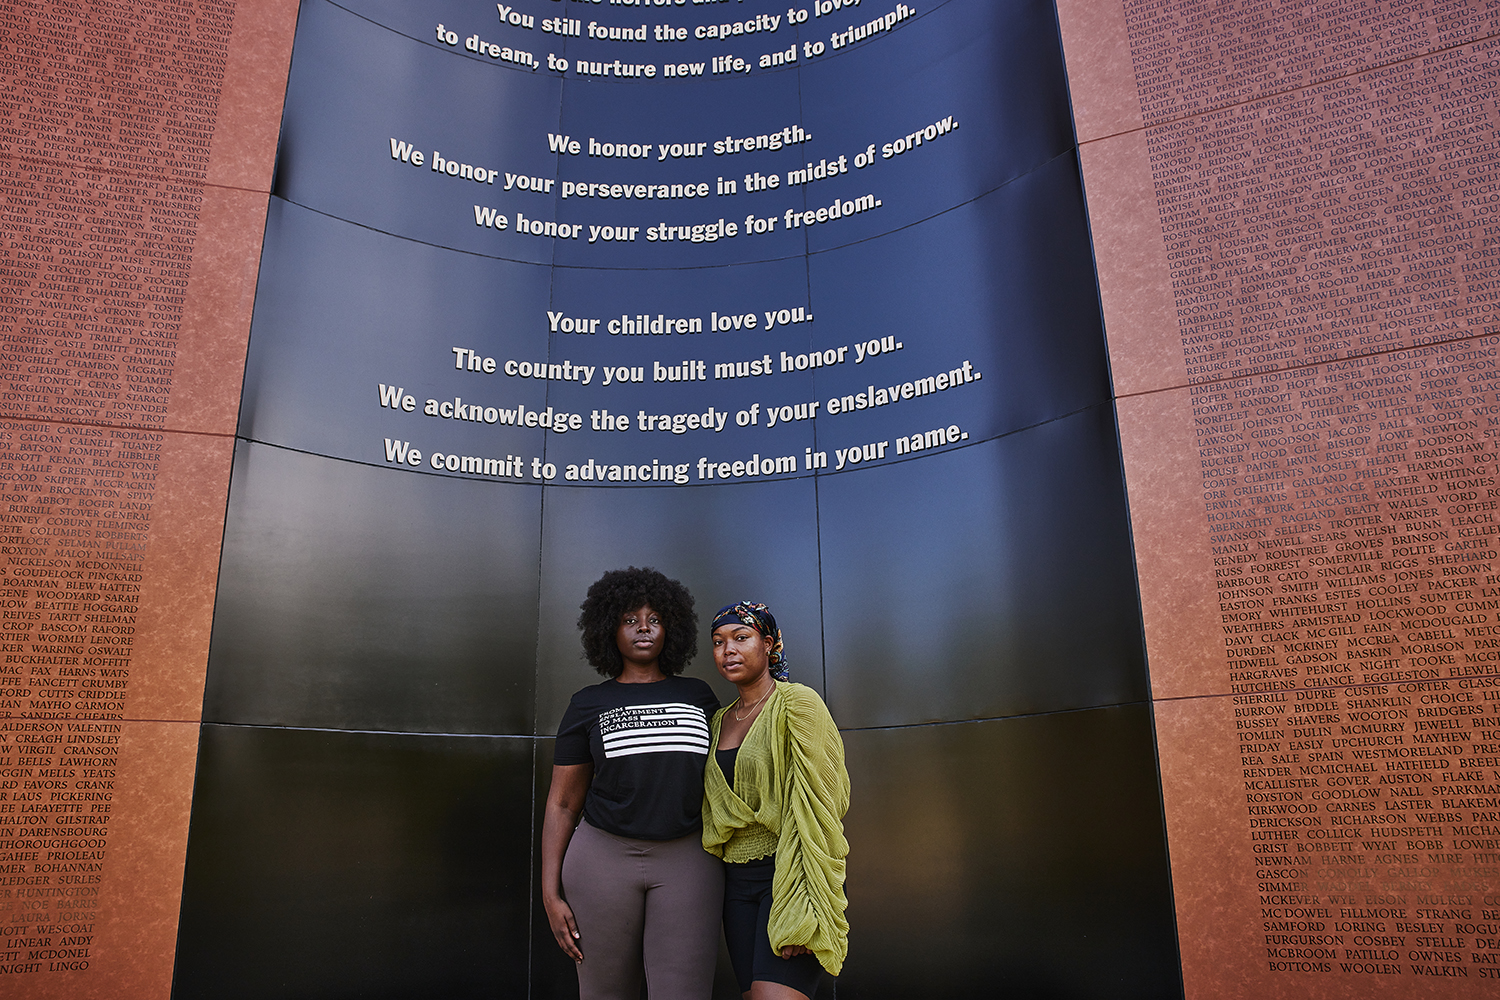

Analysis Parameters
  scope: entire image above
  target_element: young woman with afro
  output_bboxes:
[541,567,723,1000]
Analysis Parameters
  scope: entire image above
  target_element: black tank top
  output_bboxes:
[716,745,776,871]
[716,745,738,786]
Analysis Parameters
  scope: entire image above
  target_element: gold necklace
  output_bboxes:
[734,682,775,721]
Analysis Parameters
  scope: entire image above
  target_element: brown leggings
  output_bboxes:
[561,820,725,1000]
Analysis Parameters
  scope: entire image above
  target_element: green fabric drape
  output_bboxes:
[702,682,850,975]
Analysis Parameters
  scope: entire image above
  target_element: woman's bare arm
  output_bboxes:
[540,763,593,962]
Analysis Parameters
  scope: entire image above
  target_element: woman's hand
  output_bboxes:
[545,894,584,962]
[779,944,813,959]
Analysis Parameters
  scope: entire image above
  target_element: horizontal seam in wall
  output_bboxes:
[200,700,1157,740]
[1076,28,1500,147]
[1112,325,1500,403]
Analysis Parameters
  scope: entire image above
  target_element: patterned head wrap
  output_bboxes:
[711,601,787,681]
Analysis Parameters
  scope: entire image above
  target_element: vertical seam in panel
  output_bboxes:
[791,21,829,710]
[796,37,832,1000]
[526,735,538,998]
[529,63,569,1000]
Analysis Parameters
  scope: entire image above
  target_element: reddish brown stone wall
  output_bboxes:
[4,0,1496,994]
[1060,0,1500,996]
[0,1,294,995]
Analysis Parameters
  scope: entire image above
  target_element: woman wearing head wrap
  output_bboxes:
[703,602,850,1000]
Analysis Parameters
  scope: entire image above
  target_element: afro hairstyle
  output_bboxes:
[577,567,699,677]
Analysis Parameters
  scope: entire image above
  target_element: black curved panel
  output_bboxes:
[174,725,533,1000]
[806,152,1111,458]
[820,404,1147,728]
[203,440,541,734]
[838,707,1180,999]
[237,199,553,462]
[273,0,562,266]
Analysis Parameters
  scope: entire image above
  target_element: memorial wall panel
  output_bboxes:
[819,405,1147,728]
[836,706,1180,999]
[201,440,544,735]
[0,1,295,995]
[1060,0,1500,995]
[173,724,534,1000]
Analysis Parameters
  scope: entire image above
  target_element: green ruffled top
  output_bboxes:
[702,681,851,975]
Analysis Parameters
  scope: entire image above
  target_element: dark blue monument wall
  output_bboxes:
[173,1,1181,996]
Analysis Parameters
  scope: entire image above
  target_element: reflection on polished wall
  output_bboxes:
[1,1,1494,999]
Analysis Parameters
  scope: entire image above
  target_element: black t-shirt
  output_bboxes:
[555,675,721,841]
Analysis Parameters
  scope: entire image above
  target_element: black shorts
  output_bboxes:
[722,855,827,998]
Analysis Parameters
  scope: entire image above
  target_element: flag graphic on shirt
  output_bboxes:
[598,702,710,758]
